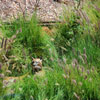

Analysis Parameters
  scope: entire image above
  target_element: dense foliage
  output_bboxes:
[0,0,100,100]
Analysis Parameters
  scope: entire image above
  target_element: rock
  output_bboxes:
[0,0,74,22]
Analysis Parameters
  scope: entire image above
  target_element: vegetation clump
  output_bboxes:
[0,0,100,100]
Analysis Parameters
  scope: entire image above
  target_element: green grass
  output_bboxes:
[0,0,100,99]
[2,64,99,100]
[0,14,58,76]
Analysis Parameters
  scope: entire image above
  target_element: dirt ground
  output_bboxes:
[0,0,75,22]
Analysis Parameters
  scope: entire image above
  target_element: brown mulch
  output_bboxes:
[0,0,75,22]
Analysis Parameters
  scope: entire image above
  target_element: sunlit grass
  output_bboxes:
[0,0,100,100]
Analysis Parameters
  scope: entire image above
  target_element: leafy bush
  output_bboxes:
[54,14,83,56]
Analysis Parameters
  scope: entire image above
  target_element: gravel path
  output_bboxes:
[0,0,75,22]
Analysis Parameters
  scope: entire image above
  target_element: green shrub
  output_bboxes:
[54,14,83,56]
